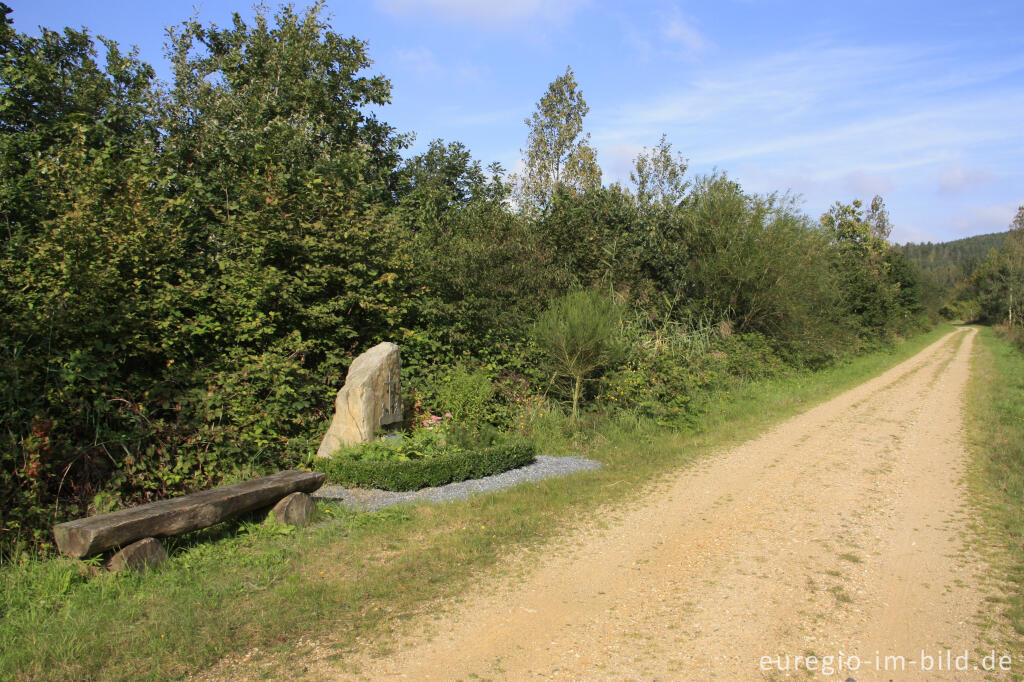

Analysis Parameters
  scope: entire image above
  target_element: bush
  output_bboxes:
[603,331,790,428]
[533,290,626,419]
[432,362,496,426]
[312,425,536,491]
[604,349,708,428]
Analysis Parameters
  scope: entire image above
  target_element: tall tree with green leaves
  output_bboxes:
[866,194,893,242]
[161,2,412,371]
[820,198,916,335]
[630,134,689,211]
[0,2,175,550]
[515,66,601,215]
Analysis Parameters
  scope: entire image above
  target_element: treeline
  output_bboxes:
[899,231,1009,291]
[0,4,930,555]
[935,209,1024,333]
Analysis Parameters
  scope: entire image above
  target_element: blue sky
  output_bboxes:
[10,0,1024,244]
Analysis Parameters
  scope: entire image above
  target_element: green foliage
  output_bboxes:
[973,208,1024,326]
[313,428,536,491]
[605,329,788,427]
[0,2,933,555]
[319,425,454,463]
[539,185,650,291]
[677,176,850,362]
[630,134,690,211]
[899,231,1009,292]
[0,3,412,556]
[533,290,626,419]
[515,66,601,215]
[432,362,496,426]
[395,139,489,234]
[821,196,926,341]
[403,179,556,359]
[0,8,169,551]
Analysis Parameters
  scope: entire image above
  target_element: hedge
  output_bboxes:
[313,440,537,491]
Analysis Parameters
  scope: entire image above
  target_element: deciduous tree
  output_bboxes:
[630,134,689,211]
[515,66,601,215]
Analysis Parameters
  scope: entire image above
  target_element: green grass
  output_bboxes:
[0,325,953,680]
[965,325,1024,674]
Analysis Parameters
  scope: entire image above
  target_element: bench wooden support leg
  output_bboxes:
[270,492,316,527]
[107,537,168,573]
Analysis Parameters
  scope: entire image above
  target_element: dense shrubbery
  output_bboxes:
[603,326,789,428]
[0,3,932,556]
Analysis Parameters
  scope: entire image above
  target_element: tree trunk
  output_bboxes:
[572,374,582,421]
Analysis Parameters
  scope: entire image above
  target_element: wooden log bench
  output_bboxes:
[53,470,326,561]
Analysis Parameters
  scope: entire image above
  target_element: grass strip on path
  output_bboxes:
[0,325,953,681]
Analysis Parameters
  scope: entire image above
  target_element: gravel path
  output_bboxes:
[311,455,602,511]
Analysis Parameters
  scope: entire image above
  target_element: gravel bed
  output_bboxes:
[312,455,602,511]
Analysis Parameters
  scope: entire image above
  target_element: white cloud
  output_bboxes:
[395,47,486,86]
[597,43,1024,185]
[661,8,709,58]
[396,47,442,78]
[844,170,894,197]
[600,143,646,184]
[892,223,941,245]
[937,166,996,194]
[375,0,589,27]
[949,201,1020,237]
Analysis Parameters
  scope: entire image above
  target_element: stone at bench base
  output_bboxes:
[271,492,315,527]
[53,470,325,558]
[107,537,167,573]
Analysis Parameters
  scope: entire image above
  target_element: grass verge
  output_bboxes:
[0,325,953,681]
[966,325,1024,676]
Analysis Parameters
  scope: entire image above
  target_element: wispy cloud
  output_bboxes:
[600,143,646,183]
[949,201,1020,237]
[396,47,442,78]
[589,39,1023,239]
[597,43,1024,183]
[661,7,709,58]
[393,46,487,86]
[845,170,894,197]
[615,4,710,63]
[937,165,996,194]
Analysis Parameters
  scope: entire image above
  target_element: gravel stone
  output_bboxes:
[311,455,602,511]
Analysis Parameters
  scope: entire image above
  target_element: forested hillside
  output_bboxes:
[0,4,932,556]
[954,211,1024,337]
[900,210,1024,330]
[899,231,1009,291]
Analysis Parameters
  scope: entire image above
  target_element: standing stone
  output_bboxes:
[270,492,315,527]
[316,342,402,458]
[107,537,167,573]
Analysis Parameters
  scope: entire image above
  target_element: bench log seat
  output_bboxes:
[53,470,325,558]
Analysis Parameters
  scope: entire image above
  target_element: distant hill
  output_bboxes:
[898,231,1010,291]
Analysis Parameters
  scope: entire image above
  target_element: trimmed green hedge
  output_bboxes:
[313,440,536,491]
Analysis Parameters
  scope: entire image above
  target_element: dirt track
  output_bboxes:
[329,328,994,680]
